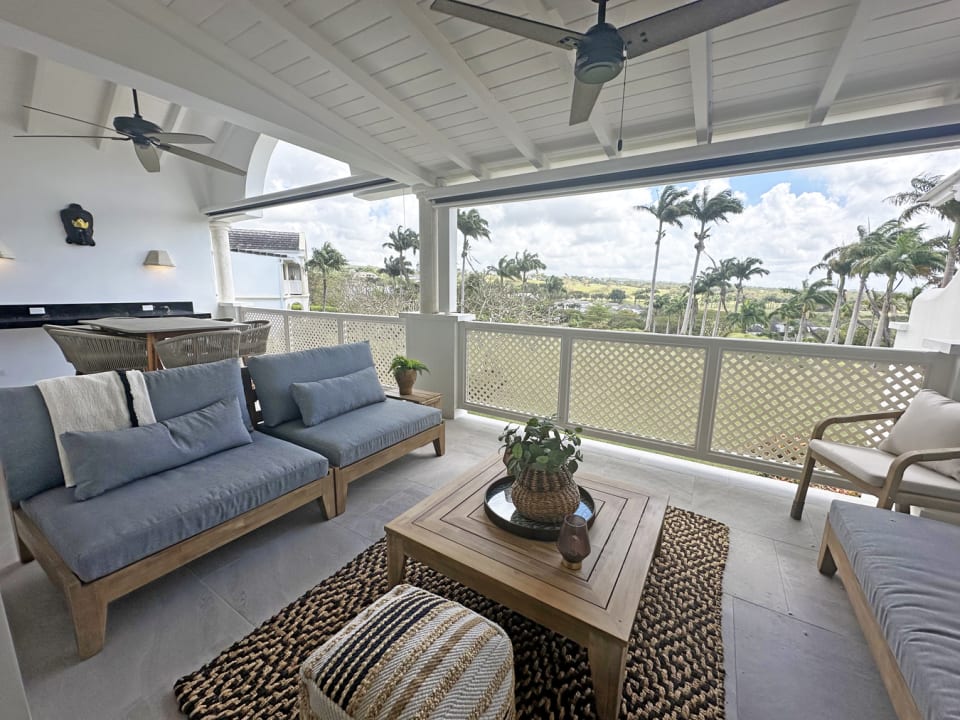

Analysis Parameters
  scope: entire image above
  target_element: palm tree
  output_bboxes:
[780,279,834,342]
[488,254,519,287]
[305,242,347,312]
[694,268,719,336]
[728,298,767,334]
[843,225,874,345]
[731,257,769,314]
[381,255,412,284]
[811,245,855,344]
[635,185,690,331]
[679,188,745,334]
[514,250,546,294]
[711,257,736,336]
[887,173,960,287]
[544,275,565,297]
[382,226,419,268]
[457,209,491,312]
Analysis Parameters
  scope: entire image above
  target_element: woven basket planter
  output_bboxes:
[511,466,580,523]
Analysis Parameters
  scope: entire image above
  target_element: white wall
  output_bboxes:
[0,48,217,386]
[231,252,284,309]
[893,275,960,350]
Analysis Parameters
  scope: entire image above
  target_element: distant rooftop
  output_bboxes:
[229,228,302,256]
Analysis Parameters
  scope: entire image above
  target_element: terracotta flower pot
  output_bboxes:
[511,465,580,523]
[395,369,418,395]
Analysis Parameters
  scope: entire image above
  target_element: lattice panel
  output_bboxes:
[288,315,338,352]
[237,309,287,354]
[711,351,928,467]
[569,340,705,446]
[343,321,406,386]
[465,330,561,418]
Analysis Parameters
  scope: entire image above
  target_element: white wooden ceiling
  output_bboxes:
[3,0,959,189]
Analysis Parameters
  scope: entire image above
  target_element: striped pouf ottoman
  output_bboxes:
[299,584,515,720]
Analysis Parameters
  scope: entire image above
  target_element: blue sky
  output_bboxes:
[239,143,960,290]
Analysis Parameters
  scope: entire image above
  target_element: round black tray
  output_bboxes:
[483,476,596,541]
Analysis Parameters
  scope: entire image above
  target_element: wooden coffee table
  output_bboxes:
[385,455,667,720]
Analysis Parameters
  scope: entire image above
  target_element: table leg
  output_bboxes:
[589,633,628,720]
[145,334,159,371]
[385,531,406,587]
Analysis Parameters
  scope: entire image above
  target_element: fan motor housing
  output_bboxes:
[113,115,162,137]
[575,23,625,84]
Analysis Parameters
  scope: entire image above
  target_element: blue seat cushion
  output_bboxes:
[20,432,329,582]
[144,358,254,431]
[829,501,960,720]
[261,399,441,467]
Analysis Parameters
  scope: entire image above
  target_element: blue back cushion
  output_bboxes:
[144,358,253,431]
[248,342,376,427]
[0,386,64,505]
[292,366,386,426]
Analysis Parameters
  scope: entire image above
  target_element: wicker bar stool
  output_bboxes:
[44,324,149,374]
[154,329,241,369]
[239,320,271,358]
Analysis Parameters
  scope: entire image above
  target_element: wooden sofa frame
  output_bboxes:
[3,466,335,659]
[790,409,960,520]
[817,518,922,720]
[241,370,445,517]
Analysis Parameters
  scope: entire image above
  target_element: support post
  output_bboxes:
[437,206,458,314]
[401,312,473,419]
[418,194,439,314]
[209,219,236,304]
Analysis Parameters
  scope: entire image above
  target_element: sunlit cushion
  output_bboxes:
[879,390,960,479]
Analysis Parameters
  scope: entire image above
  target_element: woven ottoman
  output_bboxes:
[299,584,515,720]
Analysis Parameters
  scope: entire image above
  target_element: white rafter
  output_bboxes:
[808,0,877,127]
[945,81,960,104]
[23,55,49,133]
[688,32,713,145]
[92,80,118,149]
[521,0,617,158]
[247,0,484,179]
[388,0,546,170]
[106,0,436,185]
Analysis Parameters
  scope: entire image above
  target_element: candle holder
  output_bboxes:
[557,514,591,570]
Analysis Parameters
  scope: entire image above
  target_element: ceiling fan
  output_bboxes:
[430,0,790,126]
[15,89,246,175]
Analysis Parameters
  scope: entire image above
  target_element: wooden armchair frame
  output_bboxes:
[790,409,960,520]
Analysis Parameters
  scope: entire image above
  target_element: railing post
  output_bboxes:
[695,340,723,460]
[337,317,345,345]
[458,322,468,411]
[557,333,573,426]
[282,311,291,352]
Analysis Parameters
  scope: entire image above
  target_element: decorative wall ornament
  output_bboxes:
[60,203,95,246]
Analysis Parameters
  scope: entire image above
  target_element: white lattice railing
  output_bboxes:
[459,321,958,479]
[235,307,405,386]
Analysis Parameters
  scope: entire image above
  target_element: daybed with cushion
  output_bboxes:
[818,502,960,720]
[246,342,444,516]
[0,359,333,658]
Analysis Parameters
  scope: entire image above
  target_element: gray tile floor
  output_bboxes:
[0,414,895,720]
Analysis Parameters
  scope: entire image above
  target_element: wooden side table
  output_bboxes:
[383,387,443,409]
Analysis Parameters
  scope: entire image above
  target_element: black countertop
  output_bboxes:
[0,302,210,330]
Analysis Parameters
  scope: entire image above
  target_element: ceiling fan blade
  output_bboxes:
[158,144,246,176]
[430,0,584,49]
[143,132,215,144]
[134,142,161,173]
[620,0,791,58]
[570,78,604,126]
[22,105,117,133]
[14,134,129,140]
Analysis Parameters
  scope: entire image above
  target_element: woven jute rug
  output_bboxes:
[175,507,729,719]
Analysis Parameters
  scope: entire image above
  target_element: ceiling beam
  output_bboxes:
[92,80,118,149]
[688,31,713,145]
[23,54,49,133]
[389,0,547,170]
[155,100,181,161]
[521,0,616,158]
[247,0,484,179]
[808,0,877,126]
[945,81,960,104]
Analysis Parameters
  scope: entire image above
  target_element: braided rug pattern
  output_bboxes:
[175,507,729,719]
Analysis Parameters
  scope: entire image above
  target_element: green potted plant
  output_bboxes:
[499,417,584,523]
[390,355,429,395]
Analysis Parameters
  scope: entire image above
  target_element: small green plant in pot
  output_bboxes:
[499,417,584,523]
[390,355,429,395]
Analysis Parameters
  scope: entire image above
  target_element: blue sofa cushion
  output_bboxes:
[292,366,386,426]
[63,398,253,501]
[0,386,64,505]
[829,501,960,720]
[247,343,376,428]
[20,432,329,582]
[261,398,440,467]
[144,358,253,431]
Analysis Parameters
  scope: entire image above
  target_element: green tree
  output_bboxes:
[780,278,835,342]
[679,188,745,334]
[635,185,690,332]
[544,275,566,297]
[695,268,720,336]
[811,244,855,344]
[488,254,519,287]
[887,173,960,287]
[608,288,627,303]
[306,242,348,312]
[382,226,419,268]
[457,209,491,312]
[843,225,874,345]
[710,258,736,336]
[381,255,412,284]
[728,298,767,334]
[730,256,769,314]
[514,250,546,294]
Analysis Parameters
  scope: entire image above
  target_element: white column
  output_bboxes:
[437,206,458,313]
[401,311,474,419]
[209,219,236,304]
[418,195,439,314]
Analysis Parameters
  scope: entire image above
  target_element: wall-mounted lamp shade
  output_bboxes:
[0,246,15,260]
[143,250,174,268]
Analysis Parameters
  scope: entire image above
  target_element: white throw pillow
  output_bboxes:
[879,389,960,479]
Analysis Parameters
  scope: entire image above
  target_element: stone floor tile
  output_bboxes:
[723,529,788,613]
[775,540,861,638]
